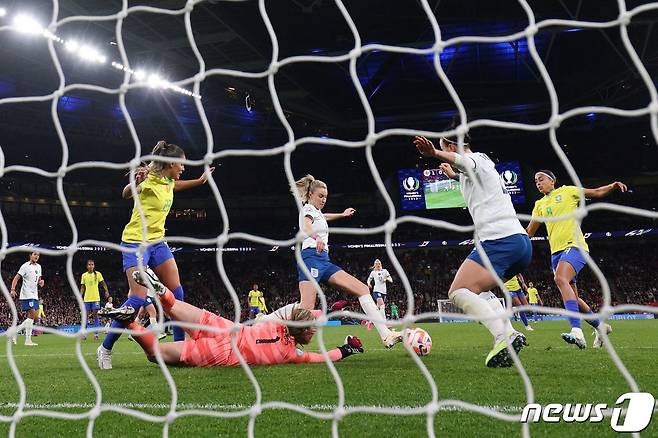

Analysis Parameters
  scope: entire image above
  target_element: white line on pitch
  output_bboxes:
[0,351,144,358]
[0,402,523,413]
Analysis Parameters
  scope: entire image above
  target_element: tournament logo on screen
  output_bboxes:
[398,169,426,210]
[501,169,518,185]
[402,176,420,192]
[497,161,526,203]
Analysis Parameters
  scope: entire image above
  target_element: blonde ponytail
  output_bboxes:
[294,174,327,203]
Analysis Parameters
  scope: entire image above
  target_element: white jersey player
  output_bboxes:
[293,174,403,348]
[103,297,114,334]
[367,259,393,321]
[10,251,44,346]
[414,129,531,368]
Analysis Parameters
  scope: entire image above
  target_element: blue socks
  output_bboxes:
[585,310,600,328]
[564,300,581,328]
[519,311,529,327]
[172,286,185,341]
[102,295,146,350]
[93,316,100,327]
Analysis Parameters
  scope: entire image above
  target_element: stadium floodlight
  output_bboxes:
[65,40,79,52]
[148,73,163,88]
[0,8,7,17]
[77,45,96,61]
[12,14,44,35]
[76,45,105,63]
[134,70,146,80]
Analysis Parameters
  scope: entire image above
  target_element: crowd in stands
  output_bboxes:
[1,239,656,328]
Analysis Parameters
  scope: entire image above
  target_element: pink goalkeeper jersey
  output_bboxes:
[180,310,341,367]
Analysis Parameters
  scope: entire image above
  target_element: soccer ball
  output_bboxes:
[405,328,432,356]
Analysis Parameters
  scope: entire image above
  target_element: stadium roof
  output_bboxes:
[0,0,657,192]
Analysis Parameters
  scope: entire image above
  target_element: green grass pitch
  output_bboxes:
[424,189,466,209]
[1,319,656,437]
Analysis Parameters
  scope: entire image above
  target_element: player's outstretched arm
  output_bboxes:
[413,136,475,172]
[324,208,356,221]
[174,167,216,192]
[293,335,364,363]
[583,181,627,199]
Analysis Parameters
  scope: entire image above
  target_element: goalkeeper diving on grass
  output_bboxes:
[100,269,364,367]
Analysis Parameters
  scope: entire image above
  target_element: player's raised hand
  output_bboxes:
[440,163,457,178]
[414,136,438,158]
[342,208,356,218]
[134,166,149,184]
[199,166,216,184]
[611,181,628,193]
[338,335,364,359]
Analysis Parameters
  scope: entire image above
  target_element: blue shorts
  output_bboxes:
[551,247,588,284]
[509,290,525,300]
[144,296,154,307]
[297,248,343,282]
[467,233,533,280]
[20,299,39,311]
[372,292,386,302]
[85,301,101,311]
[249,306,260,315]
[121,241,174,272]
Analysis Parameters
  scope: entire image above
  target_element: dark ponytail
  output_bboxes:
[149,141,185,175]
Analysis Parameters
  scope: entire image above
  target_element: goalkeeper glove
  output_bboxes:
[338,335,364,359]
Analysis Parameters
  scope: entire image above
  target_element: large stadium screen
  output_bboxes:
[399,161,526,210]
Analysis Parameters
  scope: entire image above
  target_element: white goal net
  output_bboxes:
[1,1,658,437]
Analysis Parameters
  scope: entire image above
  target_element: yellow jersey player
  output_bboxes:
[502,274,533,331]
[35,299,45,337]
[527,170,626,349]
[248,284,263,318]
[98,141,214,370]
[81,259,109,340]
[258,293,268,315]
[526,282,542,322]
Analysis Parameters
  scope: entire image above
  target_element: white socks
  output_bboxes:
[450,288,505,342]
[378,304,386,321]
[149,317,157,327]
[480,292,515,336]
[24,318,34,342]
[358,294,392,340]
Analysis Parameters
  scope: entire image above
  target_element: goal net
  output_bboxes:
[1,0,657,437]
